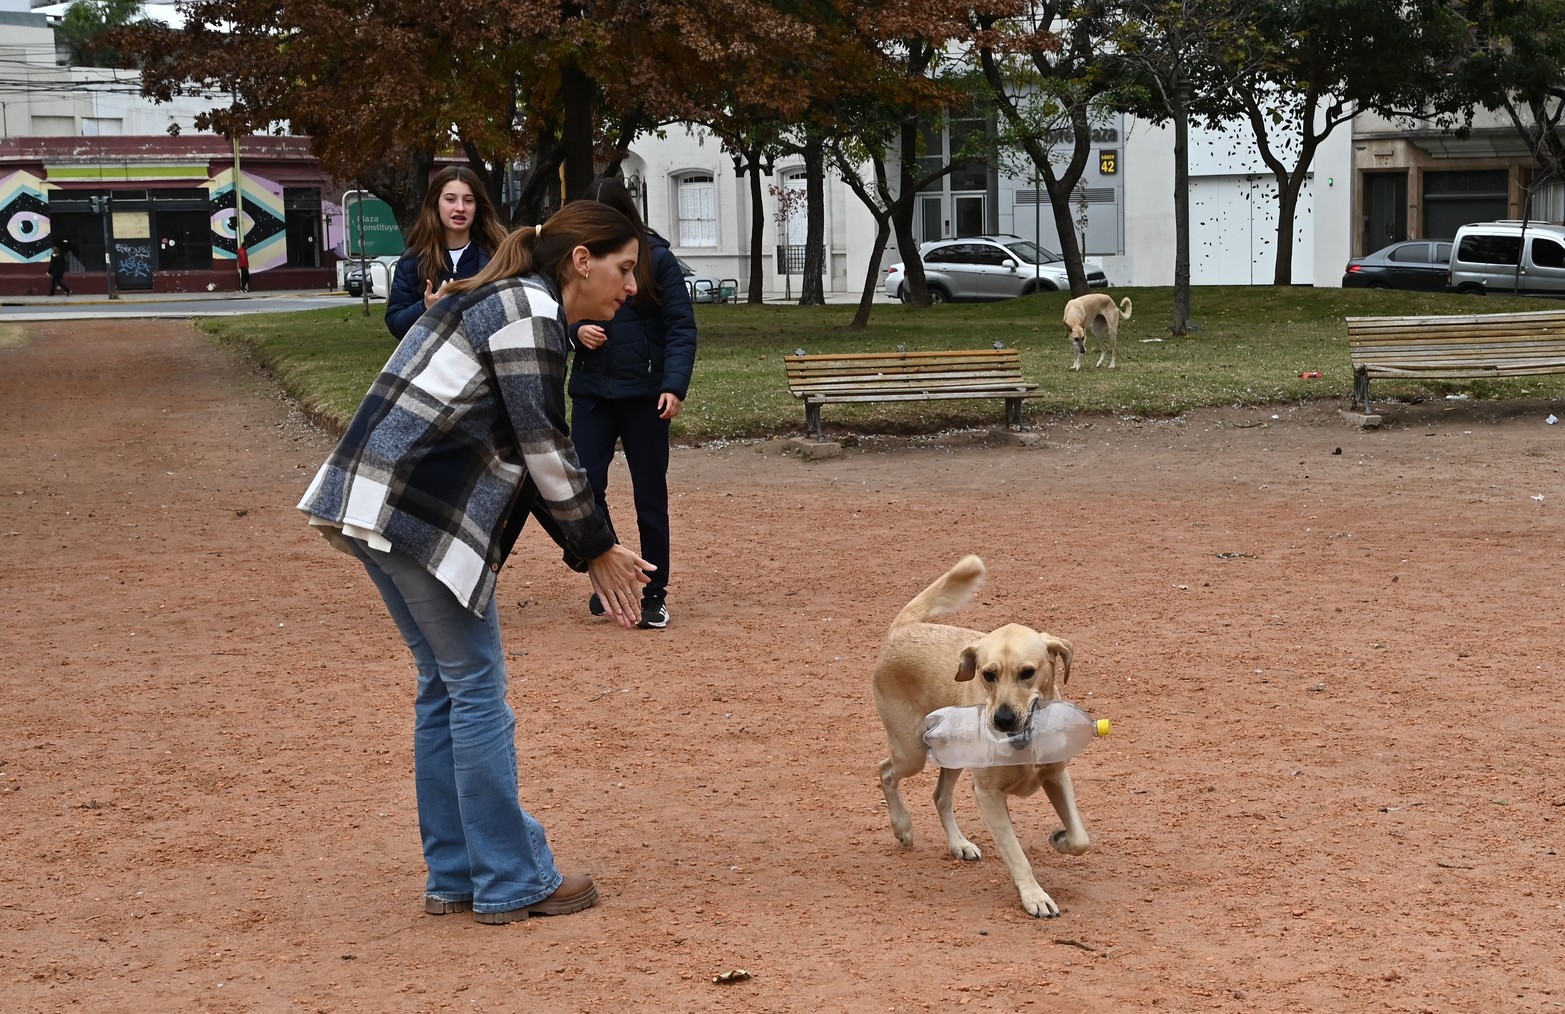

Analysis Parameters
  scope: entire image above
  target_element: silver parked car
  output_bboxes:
[678,258,728,303]
[1447,220,1565,296]
[885,236,1110,303]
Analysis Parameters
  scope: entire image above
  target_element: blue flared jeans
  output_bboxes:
[346,539,563,913]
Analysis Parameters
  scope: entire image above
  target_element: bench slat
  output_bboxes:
[797,390,1045,404]
[1363,363,1565,378]
[790,372,1028,389]
[1346,310,1565,328]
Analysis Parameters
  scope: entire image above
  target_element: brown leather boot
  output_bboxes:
[473,873,598,924]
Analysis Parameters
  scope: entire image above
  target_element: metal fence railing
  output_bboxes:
[776,244,807,273]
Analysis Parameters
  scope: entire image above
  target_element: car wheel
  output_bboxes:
[1457,285,1486,296]
[927,286,949,305]
[1033,280,1057,293]
[1367,281,1390,289]
[896,284,909,304]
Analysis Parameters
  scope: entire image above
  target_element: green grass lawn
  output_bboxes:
[198,285,1565,442]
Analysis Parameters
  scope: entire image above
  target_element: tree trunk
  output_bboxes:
[800,133,826,306]
[848,216,891,330]
[747,147,766,304]
[560,60,595,201]
[1271,170,1306,286]
[514,143,566,225]
[1171,85,1191,337]
[893,116,929,306]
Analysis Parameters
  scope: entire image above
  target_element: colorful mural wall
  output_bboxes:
[204,168,288,271]
[0,167,290,271]
[0,171,55,264]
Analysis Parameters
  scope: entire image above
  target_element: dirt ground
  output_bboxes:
[3,319,1565,1014]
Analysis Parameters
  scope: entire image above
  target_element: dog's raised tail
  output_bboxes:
[890,555,986,630]
[1118,296,1133,319]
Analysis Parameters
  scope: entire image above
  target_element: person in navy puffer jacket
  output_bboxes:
[569,177,698,629]
[386,166,508,340]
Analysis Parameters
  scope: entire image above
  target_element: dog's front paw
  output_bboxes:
[948,838,982,862]
[1050,827,1090,856]
[1020,887,1061,919]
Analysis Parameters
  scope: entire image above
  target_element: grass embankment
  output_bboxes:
[199,286,1565,442]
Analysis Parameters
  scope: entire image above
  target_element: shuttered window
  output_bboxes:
[677,174,717,248]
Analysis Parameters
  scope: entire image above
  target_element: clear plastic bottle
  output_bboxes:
[922,700,1110,769]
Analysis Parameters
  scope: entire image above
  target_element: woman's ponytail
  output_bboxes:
[447,226,539,295]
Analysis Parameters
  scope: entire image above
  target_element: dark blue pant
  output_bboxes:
[570,395,671,601]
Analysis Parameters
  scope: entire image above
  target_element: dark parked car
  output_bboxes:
[1342,239,1453,290]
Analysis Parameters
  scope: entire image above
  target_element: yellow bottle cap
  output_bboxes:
[1095,719,1111,737]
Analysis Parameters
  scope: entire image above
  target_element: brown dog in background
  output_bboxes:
[1063,293,1132,370]
[872,555,1090,918]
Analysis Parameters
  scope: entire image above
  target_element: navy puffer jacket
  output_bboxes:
[385,244,493,340]
[568,233,697,401]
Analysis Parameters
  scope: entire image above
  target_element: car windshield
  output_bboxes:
[677,258,694,276]
[1001,240,1062,265]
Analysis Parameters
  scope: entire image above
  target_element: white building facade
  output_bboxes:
[618,109,1356,299]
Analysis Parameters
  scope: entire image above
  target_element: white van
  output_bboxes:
[1448,220,1565,296]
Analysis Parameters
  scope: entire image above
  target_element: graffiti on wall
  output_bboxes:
[204,168,287,272]
[0,171,56,264]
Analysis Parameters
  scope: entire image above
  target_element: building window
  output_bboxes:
[676,174,717,248]
[31,115,73,135]
[152,189,214,270]
[155,210,213,270]
[1423,170,1508,241]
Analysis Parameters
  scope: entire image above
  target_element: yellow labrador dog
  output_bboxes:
[1063,293,1132,370]
[872,555,1090,918]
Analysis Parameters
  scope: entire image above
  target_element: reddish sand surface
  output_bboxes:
[3,319,1564,1013]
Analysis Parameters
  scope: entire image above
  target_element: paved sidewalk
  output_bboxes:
[1,287,344,307]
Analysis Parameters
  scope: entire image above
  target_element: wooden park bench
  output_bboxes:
[783,348,1039,440]
[1347,309,1565,414]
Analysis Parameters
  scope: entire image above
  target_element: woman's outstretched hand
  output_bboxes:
[586,545,654,629]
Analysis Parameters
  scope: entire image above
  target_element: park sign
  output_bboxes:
[342,191,404,257]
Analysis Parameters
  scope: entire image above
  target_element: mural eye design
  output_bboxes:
[0,192,53,263]
[207,188,284,255]
[209,207,259,242]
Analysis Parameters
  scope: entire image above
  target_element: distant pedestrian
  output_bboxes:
[47,239,72,296]
[237,245,250,292]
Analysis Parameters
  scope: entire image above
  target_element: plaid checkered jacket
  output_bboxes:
[298,275,615,617]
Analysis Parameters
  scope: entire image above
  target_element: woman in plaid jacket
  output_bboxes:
[299,201,651,924]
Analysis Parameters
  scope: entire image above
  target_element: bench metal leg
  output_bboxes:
[1005,397,1027,431]
[805,402,824,440]
[1352,365,1372,414]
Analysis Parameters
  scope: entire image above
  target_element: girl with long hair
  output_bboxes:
[385,166,509,339]
[300,201,652,924]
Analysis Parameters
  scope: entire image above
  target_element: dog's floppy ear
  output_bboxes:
[956,644,979,682]
[1042,635,1074,684]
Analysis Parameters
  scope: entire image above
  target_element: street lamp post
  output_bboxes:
[89,194,116,300]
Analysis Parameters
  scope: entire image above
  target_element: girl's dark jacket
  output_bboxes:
[568,233,697,402]
[385,244,493,340]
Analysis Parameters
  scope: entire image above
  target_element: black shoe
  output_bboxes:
[637,600,669,629]
[587,593,605,616]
